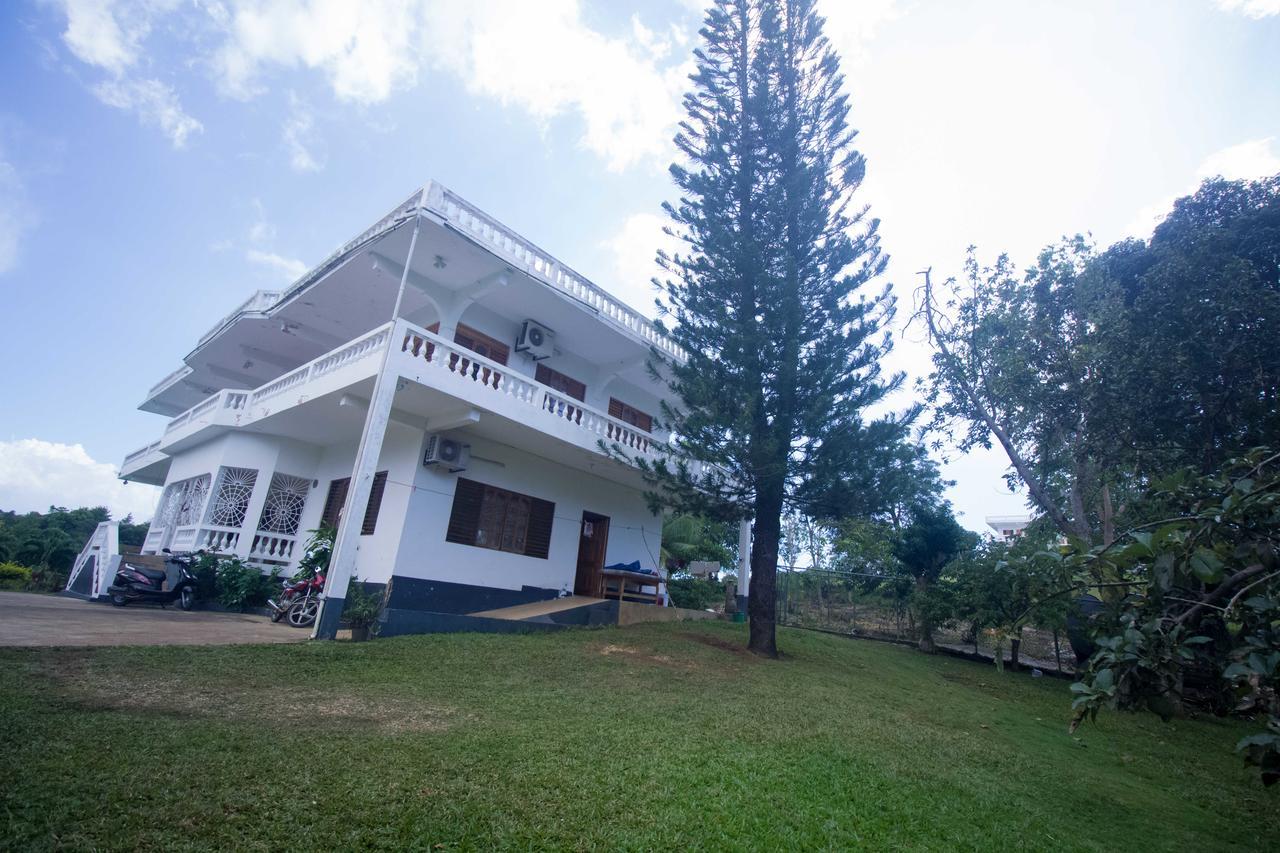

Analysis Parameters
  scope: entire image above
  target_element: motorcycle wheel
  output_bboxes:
[179,586,196,611]
[270,605,287,623]
[111,591,128,607]
[286,598,319,628]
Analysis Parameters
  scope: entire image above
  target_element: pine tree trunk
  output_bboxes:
[747,490,782,658]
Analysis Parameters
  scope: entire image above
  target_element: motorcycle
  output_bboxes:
[267,570,325,628]
[107,548,200,610]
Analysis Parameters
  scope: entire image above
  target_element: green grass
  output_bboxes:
[1,621,1275,851]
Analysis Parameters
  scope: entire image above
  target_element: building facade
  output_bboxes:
[102,183,747,635]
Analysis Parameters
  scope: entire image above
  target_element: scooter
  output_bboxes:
[107,548,200,611]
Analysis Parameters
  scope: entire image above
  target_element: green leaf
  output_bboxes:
[1189,548,1224,584]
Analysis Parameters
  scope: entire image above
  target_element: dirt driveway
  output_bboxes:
[0,591,308,647]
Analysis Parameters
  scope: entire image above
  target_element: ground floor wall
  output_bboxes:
[386,431,662,616]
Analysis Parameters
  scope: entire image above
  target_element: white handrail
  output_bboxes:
[399,322,657,456]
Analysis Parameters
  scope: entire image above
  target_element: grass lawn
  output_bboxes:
[1,621,1275,851]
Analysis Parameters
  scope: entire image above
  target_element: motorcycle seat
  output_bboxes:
[125,563,167,581]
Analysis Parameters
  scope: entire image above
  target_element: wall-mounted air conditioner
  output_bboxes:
[423,434,470,472]
[515,320,554,360]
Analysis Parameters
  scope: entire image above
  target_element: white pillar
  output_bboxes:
[737,519,751,609]
[313,207,424,639]
[232,466,275,563]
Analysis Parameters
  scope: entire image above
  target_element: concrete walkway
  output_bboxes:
[0,592,309,647]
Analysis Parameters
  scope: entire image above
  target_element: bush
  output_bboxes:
[190,553,279,611]
[343,578,383,630]
[26,565,67,593]
[0,561,32,590]
[666,575,725,610]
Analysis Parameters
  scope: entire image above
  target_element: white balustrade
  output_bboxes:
[170,526,197,551]
[123,440,161,466]
[427,184,686,363]
[250,532,296,562]
[142,528,165,553]
[400,323,659,460]
[196,527,240,553]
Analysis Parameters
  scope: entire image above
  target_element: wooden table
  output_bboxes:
[600,569,662,605]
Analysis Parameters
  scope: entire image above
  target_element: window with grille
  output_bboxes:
[207,467,257,527]
[446,478,554,559]
[257,473,311,535]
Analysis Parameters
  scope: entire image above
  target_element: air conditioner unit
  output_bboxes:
[515,320,554,360]
[423,434,470,472]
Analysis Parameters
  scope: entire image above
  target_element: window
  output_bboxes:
[453,324,510,365]
[535,364,587,402]
[446,478,555,559]
[320,471,388,535]
[257,473,311,535]
[608,397,653,433]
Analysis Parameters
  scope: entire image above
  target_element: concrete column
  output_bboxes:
[312,370,397,639]
[736,519,751,612]
[232,465,275,562]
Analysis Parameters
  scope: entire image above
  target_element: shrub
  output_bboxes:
[26,565,67,593]
[189,553,279,611]
[0,562,32,591]
[343,578,383,630]
[666,575,725,611]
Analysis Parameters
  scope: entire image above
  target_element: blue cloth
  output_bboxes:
[605,560,657,577]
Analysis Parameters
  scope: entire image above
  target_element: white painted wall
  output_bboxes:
[393,432,662,595]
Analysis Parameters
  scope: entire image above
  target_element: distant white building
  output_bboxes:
[985,515,1032,542]
[72,183,748,636]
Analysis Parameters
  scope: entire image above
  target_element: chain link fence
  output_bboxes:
[776,565,1076,673]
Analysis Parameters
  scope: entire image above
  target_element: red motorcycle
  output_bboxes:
[267,571,325,628]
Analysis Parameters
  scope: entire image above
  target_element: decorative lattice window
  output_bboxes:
[257,473,311,535]
[157,474,211,529]
[207,467,258,528]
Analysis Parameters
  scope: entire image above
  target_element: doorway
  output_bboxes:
[574,511,610,597]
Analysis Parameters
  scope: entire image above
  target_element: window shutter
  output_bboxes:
[454,324,510,366]
[524,497,555,559]
[361,471,388,535]
[608,398,653,433]
[320,478,349,529]
[536,364,587,402]
[446,478,485,546]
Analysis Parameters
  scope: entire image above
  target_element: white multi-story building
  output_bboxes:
[985,515,1032,542]
[87,183,747,636]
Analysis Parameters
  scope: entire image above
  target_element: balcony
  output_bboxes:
[125,318,716,491]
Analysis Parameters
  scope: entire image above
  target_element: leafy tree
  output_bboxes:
[918,175,1280,548]
[951,536,1070,671]
[1063,448,1280,784]
[892,503,975,653]
[661,514,734,570]
[643,0,901,656]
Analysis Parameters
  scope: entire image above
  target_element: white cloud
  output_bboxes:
[1126,137,1280,236]
[247,248,307,280]
[0,156,34,275]
[1213,0,1280,18]
[420,1,691,171]
[600,211,685,319]
[212,0,420,102]
[281,93,323,172]
[820,0,904,65]
[0,439,160,521]
[57,0,148,74]
[92,77,203,148]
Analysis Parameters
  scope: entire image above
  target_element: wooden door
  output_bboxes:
[574,512,610,597]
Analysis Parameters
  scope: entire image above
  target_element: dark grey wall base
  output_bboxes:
[313,596,345,639]
[384,575,559,615]
[378,609,572,637]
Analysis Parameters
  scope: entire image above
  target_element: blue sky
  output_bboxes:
[0,0,1278,530]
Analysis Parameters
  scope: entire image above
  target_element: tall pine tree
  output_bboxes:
[646,0,901,656]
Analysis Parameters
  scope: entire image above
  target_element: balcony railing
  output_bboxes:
[399,322,656,457]
[425,184,687,364]
[122,440,162,467]
[196,290,282,348]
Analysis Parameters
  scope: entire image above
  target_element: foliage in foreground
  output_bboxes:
[1063,449,1280,785]
[2,622,1275,850]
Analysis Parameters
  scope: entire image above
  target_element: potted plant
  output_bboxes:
[343,577,383,642]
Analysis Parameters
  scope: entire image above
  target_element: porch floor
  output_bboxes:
[469,596,601,621]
